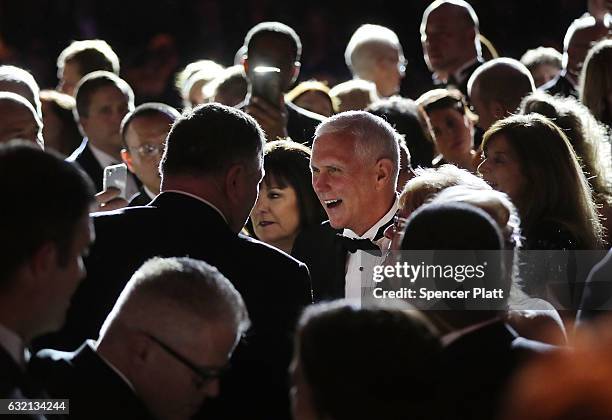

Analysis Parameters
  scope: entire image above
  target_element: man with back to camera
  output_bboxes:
[0,141,95,409]
[32,257,250,420]
[120,103,180,206]
[420,0,484,97]
[68,70,140,198]
[42,103,312,420]
[292,111,400,301]
[239,21,325,144]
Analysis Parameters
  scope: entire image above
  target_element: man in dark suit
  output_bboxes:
[119,103,180,207]
[32,257,250,420]
[420,0,484,97]
[292,111,400,301]
[397,202,555,420]
[238,21,325,145]
[541,15,609,99]
[67,71,139,197]
[43,103,312,420]
[0,142,94,410]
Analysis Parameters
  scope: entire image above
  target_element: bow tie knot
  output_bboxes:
[338,235,381,254]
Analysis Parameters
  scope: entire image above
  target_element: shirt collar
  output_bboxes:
[143,186,157,200]
[342,196,399,240]
[89,141,120,169]
[161,190,229,224]
[451,57,479,85]
[0,323,28,370]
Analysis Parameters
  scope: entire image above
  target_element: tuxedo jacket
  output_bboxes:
[66,138,141,194]
[31,342,154,420]
[541,72,578,99]
[37,192,312,420]
[127,188,153,207]
[0,347,51,420]
[66,139,104,192]
[436,320,555,420]
[292,221,347,301]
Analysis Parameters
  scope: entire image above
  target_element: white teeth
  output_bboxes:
[324,199,340,205]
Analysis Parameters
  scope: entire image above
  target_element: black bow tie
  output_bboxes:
[337,217,395,254]
[339,236,381,254]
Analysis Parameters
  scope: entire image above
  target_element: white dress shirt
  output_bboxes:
[344,198,399,302]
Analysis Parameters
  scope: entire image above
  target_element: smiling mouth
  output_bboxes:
[258,221,275,227]
[324,199,342,209]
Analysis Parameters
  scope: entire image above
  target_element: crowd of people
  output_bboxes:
[1,0,612,419]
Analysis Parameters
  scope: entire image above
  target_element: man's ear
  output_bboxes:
[242,56,249,75]
[26,242,57,282]
[121,149,135,173]
[375,158,394,189]
[290,61,301,85]
[225,164,245,204]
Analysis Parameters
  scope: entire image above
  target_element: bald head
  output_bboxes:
[468,58,535,130]
[420,0,481,74]
[0,92,43,148]
[564,16,609,81]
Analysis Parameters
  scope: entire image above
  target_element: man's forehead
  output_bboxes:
[312,132,358,161]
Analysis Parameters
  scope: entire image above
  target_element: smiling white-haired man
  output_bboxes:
[292,111,400,301]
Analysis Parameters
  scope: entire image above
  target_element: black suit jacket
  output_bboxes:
[541,71,578,98]
[0,346,50,420]
[292,221,347,301]
[37,192,312,420]
[127,188,154,207]
[31,342,154,420]
[66,139,104,192]
[237,100,325,146]
[436,320,555,420]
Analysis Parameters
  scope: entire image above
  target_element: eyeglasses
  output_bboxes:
[143,332,230,384]
[127,143,166,158]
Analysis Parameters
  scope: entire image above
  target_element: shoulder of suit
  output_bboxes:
[286,101,326,122]
[237,233,307,268]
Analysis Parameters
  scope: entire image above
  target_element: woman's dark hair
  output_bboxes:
[262,140,326,229]
[482,114,603,249]
[417,88,478,123]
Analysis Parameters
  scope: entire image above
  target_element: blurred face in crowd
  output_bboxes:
[427,106,474,164]
[251,176,301,253]
[566,23,609,80]
[373,46,406,98]
[422,4,476,74]
[122,113,173,194]
[33,214,93,338]
[290,350,319,420]
[530,63,561,88]
[478,134,528,207]
[311,132,383,236]
[247,34,299,93]
[294,91,334,117]
[80,85,131,157]
[0,100,43,147]
[58,60,82,97]
[469,81,497,131]
[134,321,239,420]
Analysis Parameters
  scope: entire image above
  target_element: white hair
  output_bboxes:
[314,110,400,182]
[344,24,403,77]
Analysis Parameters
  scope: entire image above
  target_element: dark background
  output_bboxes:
[0,0,588,100]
